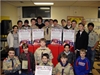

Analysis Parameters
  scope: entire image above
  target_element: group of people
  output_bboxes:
[4,16,99,75]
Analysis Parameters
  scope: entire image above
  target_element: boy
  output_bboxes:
[55,53,74,75]
[34,38,53,65]
[39,53,53,66]
[58,44,75,64]
[74,49,90,75]
[3,47,21,75]
[75,23,88,58]
[42,19,51,45]
[39,53,54,75]
[19,43,35,75]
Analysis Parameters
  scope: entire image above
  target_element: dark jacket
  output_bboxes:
[58,51,75,64]
[75,30,88,50]
[19,52,35,72]
[64,25,72,29]
[36,23,45,29]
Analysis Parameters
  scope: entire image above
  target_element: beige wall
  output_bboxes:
[1,2,99,27]
[51,6,98,24]
[1,2,18,25]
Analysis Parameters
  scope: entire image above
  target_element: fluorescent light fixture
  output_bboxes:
[34,2,54,5]
[40,7,50,10]
[45,11,50,12]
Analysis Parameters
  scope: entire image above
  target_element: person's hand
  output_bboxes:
[15,64,18,67]
[91,47,95,51]
[75,50,77,54]
[8,67,13,70]
[33,71,35,74]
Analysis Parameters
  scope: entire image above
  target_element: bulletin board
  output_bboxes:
[67,16,84,23]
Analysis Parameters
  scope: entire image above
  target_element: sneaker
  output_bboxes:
[89,71,92,73]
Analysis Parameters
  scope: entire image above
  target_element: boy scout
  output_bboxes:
[42,19,51,45]
[39,53,55,75]
[3,47,21,75]
[87,22,99,73]
[30,18,39,29]
[39,53,53,66]
[55,53,74,75]
[34,38,53,65]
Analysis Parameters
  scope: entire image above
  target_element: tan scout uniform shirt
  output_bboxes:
[88,30,99,47]
[39,62,53,66]
[3,56,21,73]
[42,26,51,40]
[39,62,55,74]
[55,63,74,75]
[31,25,39,29]
[34,47,53,64]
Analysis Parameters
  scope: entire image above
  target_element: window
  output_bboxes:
[22,6,51,18]
[98,7,100,18]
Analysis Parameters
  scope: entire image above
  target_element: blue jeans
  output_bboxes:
[14,47,19,56]
[21,72,33,75]
[87,47,96,71]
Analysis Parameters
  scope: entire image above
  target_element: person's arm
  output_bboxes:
[49,49,53,62]
[12,57,21,72]
[7,33,14,47]
[74,60,81,75]
[32,53,35,73]
[54,64,60,75]
[84,33,88,50]
[69,66,74,75]
[34,50,38,65]
[80,59,90,74]
[92,33,99,50]
[3,60,13,74]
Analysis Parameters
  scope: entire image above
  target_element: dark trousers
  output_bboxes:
[46,40,50,46]
[76,51,80,59]
[87,47,96,71]
[5,71,19,75]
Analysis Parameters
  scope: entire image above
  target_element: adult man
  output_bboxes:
[87,22,99,73]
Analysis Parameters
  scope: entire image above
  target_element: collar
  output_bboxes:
[60,61,68,67]
[64,51,70,55]
[39,47,47,50]
[7,56,15,60]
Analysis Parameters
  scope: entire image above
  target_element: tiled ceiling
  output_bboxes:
[1,0,100,7]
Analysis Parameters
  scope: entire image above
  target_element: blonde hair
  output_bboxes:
[80,49,86,54]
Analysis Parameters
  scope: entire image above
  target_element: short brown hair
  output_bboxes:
[80,49,86,54]
[60,53,68,58]
[22,43,28,49]
[78,23,84,27]
[8,47,15,53]
[40,38,46,43]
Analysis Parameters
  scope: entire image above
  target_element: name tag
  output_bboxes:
[22,60,28,69]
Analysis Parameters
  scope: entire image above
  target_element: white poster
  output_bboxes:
[35,66,52,75]
[51,28,62,44]
[32,29,44,45]
[63,29,75,46]
[19,29,31,45]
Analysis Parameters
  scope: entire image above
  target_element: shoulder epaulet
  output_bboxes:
[3,58,8,62]
[14,56,18,59]
[70,64,72,67]
[48,62,53,66]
